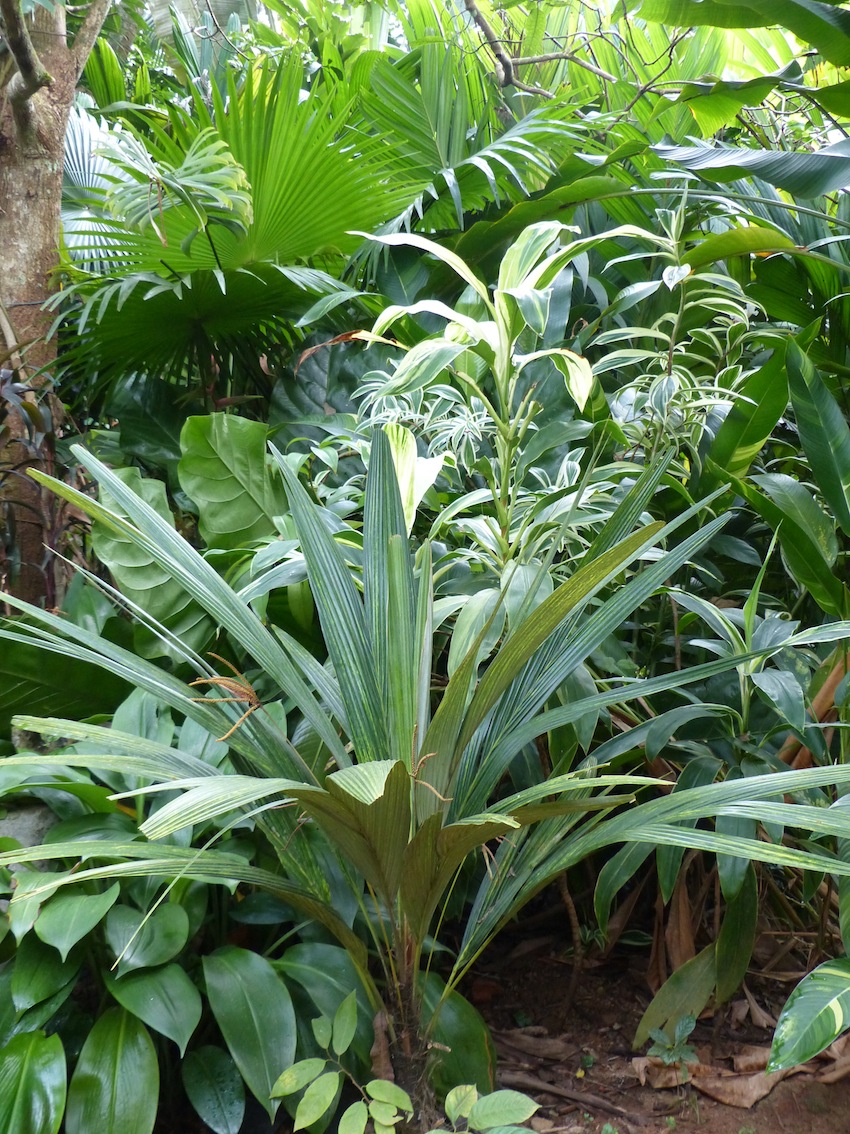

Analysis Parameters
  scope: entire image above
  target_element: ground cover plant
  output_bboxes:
[6,1,850,1131]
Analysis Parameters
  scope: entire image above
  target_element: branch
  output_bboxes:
[462,2,559,98]
[513,51,617,83]
[70,0,111,79]
[0,0,52,122]
[463,0,514,87]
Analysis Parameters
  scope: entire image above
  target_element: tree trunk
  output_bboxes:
[0,0,107,606]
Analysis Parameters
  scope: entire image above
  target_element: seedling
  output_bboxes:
[647,1014,699,1083]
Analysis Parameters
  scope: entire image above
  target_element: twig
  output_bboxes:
[498,1070,646,1122]
[512,51,616,82]
[557,873,583,1021]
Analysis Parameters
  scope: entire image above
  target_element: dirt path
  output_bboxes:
[471,939,850,1134]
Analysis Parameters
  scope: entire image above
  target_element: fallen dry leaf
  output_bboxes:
[731,1045,770,1073]
[631,1056,692,1089]
[743,983,777,1028]
[690,1067,790,1107]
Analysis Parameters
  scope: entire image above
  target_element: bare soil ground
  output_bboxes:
[471,933,850,1134]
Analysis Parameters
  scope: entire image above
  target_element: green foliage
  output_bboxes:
[770,958,850,1071]
[647,1014,699,1069]
[14,4,850,1129]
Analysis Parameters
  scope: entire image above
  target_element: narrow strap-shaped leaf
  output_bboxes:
[587,450,674,558]
[696,348,788,493]
[364,430,416,769]
[272,446,389,763]
[456,522,664,756]
[31,449,347,774]
[787,338,850,536]
[0,841,368,968]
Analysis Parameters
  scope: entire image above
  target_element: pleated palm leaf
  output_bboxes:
[56,58,426,397]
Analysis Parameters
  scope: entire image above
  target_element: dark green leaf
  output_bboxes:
[182,1046,245,1134]
[65,1008,158,1134]
[35,884,120,962]
[787,340,850,537]
[178,415,288,549]
[105,903,189,975]
[105,963,201,1054]
[12,935,80,1013]
[0,1032,66,1134]
[204,946,296,1120]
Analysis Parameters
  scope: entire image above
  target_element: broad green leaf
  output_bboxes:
[502,285,553,336]
[0,1032,66,1134]
[633,945,717,1049]
[11,935,80,1012]
[338,1100,369,1134]
[546,348,594,411]
[769,958,850,1071]
[294,1071,341,1130]
[365,1081,414,1111]
[277,942,374,1067]
[497,222,565,292]
[655,137,850,197]
[632,0,850,70]
[445,1084,478,1125]
[204,946,296,1120]
[105,903,189,975]
[362,232,492,306]
[368,1100,400,1125]
[65,1009,158,1134]
[92,467,213,659]
[332,991,358,1056]
[787,340,850,537]
[182,1046,245,1134]
[379,339,467,396]
[313,1016,333,1049]
[178,415,288,549]
[34,884,120,962]
[686,225,797,268]
[271,1058,327,1097]
[0,635,129,743]
[751,670,806,733]
[421,973,496,1094]
[104,964,201,1055]
[736,473,848,616]
[467,1090,539,1131]
[698,349,788,491]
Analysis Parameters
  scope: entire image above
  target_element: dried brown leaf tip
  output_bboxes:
[190,653,263,741]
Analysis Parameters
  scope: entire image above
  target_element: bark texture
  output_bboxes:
[0,0,107,605]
